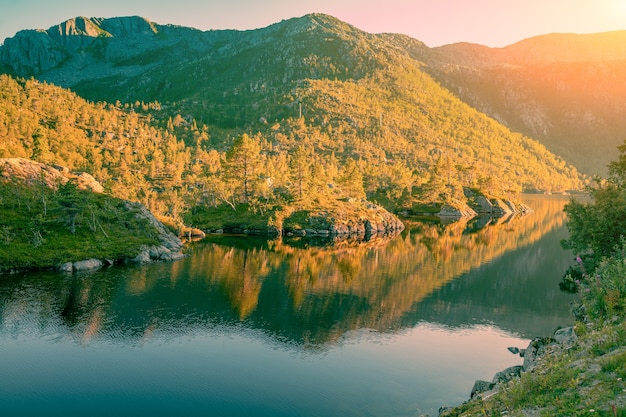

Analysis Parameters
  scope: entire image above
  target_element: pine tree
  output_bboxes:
[337,159,365,200]
[55,181,86,235]
[225,133,263,205]
[289,144,313,200]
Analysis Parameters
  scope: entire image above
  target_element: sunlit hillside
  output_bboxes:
[0,15,585,220]
[404,30,626,175]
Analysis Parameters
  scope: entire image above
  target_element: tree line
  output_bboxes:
[0,74,584,226]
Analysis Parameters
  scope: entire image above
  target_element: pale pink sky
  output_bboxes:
[2,0,625,47]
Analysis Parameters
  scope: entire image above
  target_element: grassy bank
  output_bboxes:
[441,248,626,417]
[0,181,161,272]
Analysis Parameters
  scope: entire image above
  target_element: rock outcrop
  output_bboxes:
[59,258,104,272]
[202,200,405,242]
[437,201,477,218]
[124,200,185,264]
[0,157,104,193]
[465,189,534,218]
[281,200,404,238]
[440,327,577,415]
[430,190,535,219]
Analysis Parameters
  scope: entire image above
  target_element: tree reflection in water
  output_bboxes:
[0,195,575,347]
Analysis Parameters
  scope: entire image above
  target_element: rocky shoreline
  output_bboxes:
[196,200,406,240]
[436,190,534,219]
[57,201,186,273]
[438,326,579,416]
[0,158,187,275]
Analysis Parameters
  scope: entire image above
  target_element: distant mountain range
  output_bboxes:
[418,31,626,176]
[1,13,621,195]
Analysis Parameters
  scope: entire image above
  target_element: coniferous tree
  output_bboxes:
[289,144,313,201]
[55,181,85,235]
[225,133,263,205]
[337,159,365,200]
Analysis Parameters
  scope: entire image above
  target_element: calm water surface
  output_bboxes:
[0,195,577,416]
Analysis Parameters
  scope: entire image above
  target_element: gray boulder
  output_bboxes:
[438,203,477,218]
[59,262,74,272]
[132,249,152,264]
[523,337,555,371]
[554,326,577,347]
[73,258,103,271]
[474,195,494,212]
[470,380,495,398]
[132,244,186,264]
[492,365,523,384]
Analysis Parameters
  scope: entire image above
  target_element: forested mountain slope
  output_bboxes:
[397,30,626,175]
[0,15,584,218]
[0,75,193,216]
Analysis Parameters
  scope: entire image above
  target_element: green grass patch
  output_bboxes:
[601,350,626,378]
[502,358,583,410]
[184,203,278,232]
[0,182,160,272]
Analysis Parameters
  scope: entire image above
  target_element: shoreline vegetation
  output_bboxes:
[438,257,626,417]
[0,158,184,274]
[439,146,626,417]
[1,157,534,274]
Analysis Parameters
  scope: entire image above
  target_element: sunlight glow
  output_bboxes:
[614,0,626,17]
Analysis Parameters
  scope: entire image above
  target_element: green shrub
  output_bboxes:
[578,242,626,323]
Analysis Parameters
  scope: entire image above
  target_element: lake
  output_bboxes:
[0,195,578,416]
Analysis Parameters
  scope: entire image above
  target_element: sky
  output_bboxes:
[1,0,626,47]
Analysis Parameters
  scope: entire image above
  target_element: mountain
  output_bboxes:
[0,16,201,79]
[1,16,622,178]
[0,15,586,217]
[394,31,626,175]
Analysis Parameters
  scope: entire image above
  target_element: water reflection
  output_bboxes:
[0,195,575,347]
[0,195,578,416]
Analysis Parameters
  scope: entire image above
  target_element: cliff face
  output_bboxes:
[0,30,68,75]
[0,16,197,78]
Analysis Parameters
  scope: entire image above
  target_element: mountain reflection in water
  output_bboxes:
[0,195,578,416]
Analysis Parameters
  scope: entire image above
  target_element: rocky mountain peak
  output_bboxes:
[0,15,191,77]
[98,16,160,38]
[266,13,361,39]
[45,16,161,40]
[47,16,109,39]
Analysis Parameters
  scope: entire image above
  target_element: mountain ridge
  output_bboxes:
[427,30,626,66]
[0,13,607,213]
[412,29,626,175]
